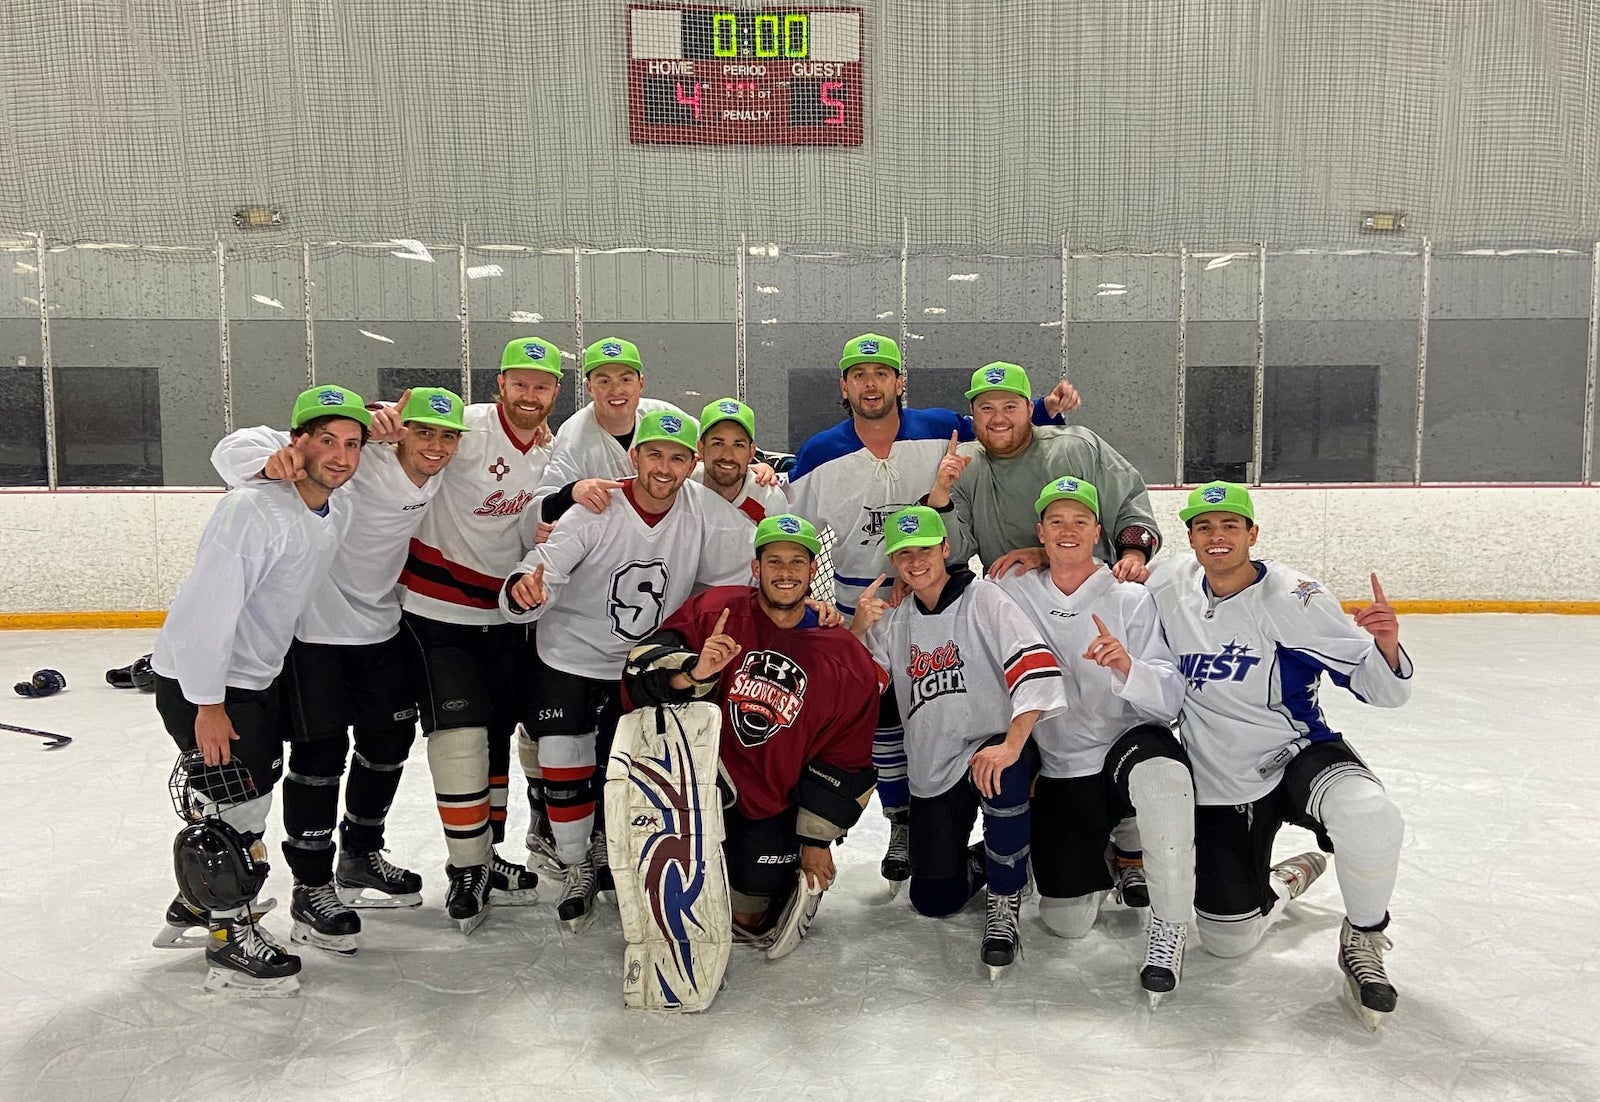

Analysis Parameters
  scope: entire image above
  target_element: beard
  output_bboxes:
[758,580,810,613]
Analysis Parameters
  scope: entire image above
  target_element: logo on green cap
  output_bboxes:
[859,339,879,355]
[777,516,801,535]
[601,341,623,357]
[1202,486,1228,504]
[524,342,546,361]
[983,366,1006,384]
[660,415,683,435]
[1056,478,1079,492]
[428,394,452,416]
[317,389,344,407]
[897,514,921,534]
[717,400,739,415]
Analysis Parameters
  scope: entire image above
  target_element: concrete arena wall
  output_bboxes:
[1,486,1597,620]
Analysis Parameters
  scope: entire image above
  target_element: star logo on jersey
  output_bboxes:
[488,456,511,481]
[1291,579,1324,607]
[725,650,808,748]
[608,559,671,641]
[904,639,966,719]
[1178,640,1261,691]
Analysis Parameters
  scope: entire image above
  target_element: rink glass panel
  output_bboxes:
[0,248,46,485]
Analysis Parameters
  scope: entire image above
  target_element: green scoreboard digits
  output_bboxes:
[628,6,864,146]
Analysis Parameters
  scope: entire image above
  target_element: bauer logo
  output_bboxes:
[777,516,801,535]
[524,342,546,360]
[660,415,683,435]
[317,388,344,406]
[858,339,879,355]
[601,341,623,357]
[1202,486,1228,504]
[428,394,453,416]
[984,367,1006,383]
[897,514,921,534]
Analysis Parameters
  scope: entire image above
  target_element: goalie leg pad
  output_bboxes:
[606,703,730,1012]
[765,870,826,961]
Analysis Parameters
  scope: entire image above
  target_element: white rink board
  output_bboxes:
[1,618,1597,1101]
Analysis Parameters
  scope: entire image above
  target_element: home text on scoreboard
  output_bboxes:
[627,6,864,146]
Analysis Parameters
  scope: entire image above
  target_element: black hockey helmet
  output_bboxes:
[169,750,258,822]
[107,654,157,692]
[173,818,267,913]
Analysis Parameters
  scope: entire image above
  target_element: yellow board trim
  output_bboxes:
[3,601,1600,630]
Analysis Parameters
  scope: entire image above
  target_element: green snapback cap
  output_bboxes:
[1034,476,1100,519]
[1179,481,1256,523]
[699,398,756,441]
[634,409,699,452]
[501,336,564,377]
[840,333,903,374]
[291,384,372,430]
[584,336,643,375]
[754,513,822,557]
[398,386,469,431]
[965,361,1032,402]
[883,505,948,554]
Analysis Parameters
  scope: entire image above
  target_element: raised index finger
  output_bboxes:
[1091,613,1110,636]
[947,431,959,456]
[712,608,731,635]
[1370,572,1388,604]
[861,572,887,602]
[395,387,412,409]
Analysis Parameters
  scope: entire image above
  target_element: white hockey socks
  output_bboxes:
[540,732,598,866]
[427,726,492,868]
[1126,757,1197,924]
[1315,774,1404,929]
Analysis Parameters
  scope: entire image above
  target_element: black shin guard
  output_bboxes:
[341,721,415,853]
[281,735,348,885]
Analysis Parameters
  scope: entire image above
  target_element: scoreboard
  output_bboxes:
[627,6,864,146]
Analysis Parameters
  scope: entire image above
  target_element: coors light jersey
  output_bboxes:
[499,479,754,679]
[1146,557,1415,806]
[863,569,1068,798]
[400,402,551,626]
[997,566,1184,779]
[639,586,881,820]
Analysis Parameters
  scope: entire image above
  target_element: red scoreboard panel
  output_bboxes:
[628,6,864,146]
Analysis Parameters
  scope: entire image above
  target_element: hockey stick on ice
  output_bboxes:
[1,721,73,750]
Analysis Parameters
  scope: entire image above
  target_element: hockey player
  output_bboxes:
[209,387,469,954]
[149,384,368,993]
[927,361,1161,583]
[397,339,556,932]
[501,410,756,930]
[994,477,1191,1005]
[788,334,1079,894]
[925,361,1163,904]
[850,506,1067,977]
[1146,481,1413,1028]
[622,513,879,957]
[694,397,790,524]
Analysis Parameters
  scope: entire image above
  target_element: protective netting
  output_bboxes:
[3,1,1597,249]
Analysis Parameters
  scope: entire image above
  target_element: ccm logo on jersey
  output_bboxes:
[1178,641,1261,690]
[904,639,965,718]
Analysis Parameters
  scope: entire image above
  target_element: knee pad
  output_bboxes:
[909,876,971,918]
[352,721,414,770]
[426,726,490,789]
[1127,759,1194,838]
[1196,914,1266,958]
[1039,893,1102,939]
[287,736,348,779]
[1316,777,1405,862]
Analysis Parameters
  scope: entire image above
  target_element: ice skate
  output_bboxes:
[444,863,492,935]
[1338,918,1397,1031]
[1140,916,1187,1008]
[1112,851,1150,909]
[203,913,301,997]
[489,848,540,906]
[336,849,423,909]
[525,809,562,876]
[981,889,1023,982]
[1270,851,1328,902]
[153,894,278,949]
[589,831,616,903]
[881,811,910,897]
[556,856,598,934]
[289,882,361,955]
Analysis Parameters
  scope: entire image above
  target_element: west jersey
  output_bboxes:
[997,566,1184,778]
[789,403,1060,614]
[211,427,437,645]
[638,586,880,820]
[697,467,791,525]
[531,396,687,519]
[947,425,1161,569]
[400,402,550,626]
[152,481,349,702]
[863,569,1068,798]
[1146,557,1415,806]
[500,479,755,679]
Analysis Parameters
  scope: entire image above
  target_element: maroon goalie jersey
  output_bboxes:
[641,586,883,821]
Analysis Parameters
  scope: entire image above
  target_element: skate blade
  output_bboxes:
[152,926,211,950]
[886,879,905,900]
[290,921,358,956]
[1145,989,1167,1010]
[490,886,540,907]
[1342,977,1389,1032]
[453,909,489,935]
[203,968,301,997]
[986,963,1010,985]
[559,908,597,936]
[336,884,423,909]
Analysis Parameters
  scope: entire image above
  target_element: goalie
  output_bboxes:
[623,514,881,959]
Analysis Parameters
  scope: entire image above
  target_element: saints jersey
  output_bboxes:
[211,426,437,645]
[500,478,755,680]
[399,402,551,626]
[152,481,349,703]
[789,403,1061,614]
[635,586,882,821]
[1146,557,1415,806]
[862,568,1068,798]
[996,566,1184,778]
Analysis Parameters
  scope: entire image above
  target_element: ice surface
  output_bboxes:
[2,617,1597,1102]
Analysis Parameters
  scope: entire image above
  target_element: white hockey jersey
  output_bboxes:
[499,478,755,680]
[399,402,551,626]
[152,481,349,703]
[696,467,791,526]
[529,397,687,523]
[1146,557,1415,806]
[863,569,1068,798]
[211,427,437,645]
[996,566,1185,778]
